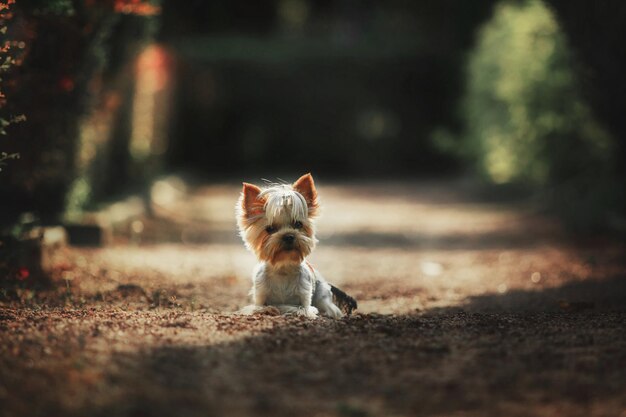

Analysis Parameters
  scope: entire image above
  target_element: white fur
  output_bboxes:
[260,184,309,223]
[237,180,343,319]
[246,262,342,319]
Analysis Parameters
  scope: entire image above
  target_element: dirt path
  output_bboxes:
[1,180,625,417]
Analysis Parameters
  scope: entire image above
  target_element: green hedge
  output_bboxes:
[454,0,619,231]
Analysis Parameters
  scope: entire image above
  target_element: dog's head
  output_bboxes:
[237,173,319,267]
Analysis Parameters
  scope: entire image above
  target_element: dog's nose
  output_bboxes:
[282,234,295,245]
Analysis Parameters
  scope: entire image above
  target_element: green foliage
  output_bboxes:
[0,151,19,171]
[450,0,619,230]
[462,0,613,184]
[0,0,26,173]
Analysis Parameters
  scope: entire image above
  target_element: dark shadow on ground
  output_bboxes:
[68,276,626,417]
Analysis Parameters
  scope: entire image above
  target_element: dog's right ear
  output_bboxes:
[240,183,265,217]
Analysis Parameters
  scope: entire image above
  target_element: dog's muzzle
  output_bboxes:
[281,233,296,248]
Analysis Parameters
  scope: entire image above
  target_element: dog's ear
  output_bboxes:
[293,173,318,214]
[240,182,265,217]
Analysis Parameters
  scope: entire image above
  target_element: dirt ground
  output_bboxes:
[1,179,625,417]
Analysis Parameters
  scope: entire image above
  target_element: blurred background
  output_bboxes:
[0,0,625,234]
[2,2,626,416]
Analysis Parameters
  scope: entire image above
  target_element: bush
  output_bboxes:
[0,0,26,172]
[0,0,161,227]
[454,0,619,231]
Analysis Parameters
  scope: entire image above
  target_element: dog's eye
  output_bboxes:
[293,221,303,229]
[265,225,277,234]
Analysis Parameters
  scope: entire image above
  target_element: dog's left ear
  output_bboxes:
[293,173,318,213]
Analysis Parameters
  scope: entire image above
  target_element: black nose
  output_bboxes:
[282,234,295,245]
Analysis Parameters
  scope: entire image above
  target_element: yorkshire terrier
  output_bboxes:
[236,173,357,318]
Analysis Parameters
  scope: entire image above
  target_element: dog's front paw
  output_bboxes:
[296,306,319,318]
[238,305,260,315]
[238,305,280,316]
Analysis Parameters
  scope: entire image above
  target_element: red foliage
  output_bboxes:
[59,76,75,92]
[17,266,29,280]
[114,0,160,16]
[0,0,15,12]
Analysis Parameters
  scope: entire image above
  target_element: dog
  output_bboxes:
[236,173,357,318]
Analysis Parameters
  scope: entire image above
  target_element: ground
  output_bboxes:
[1,179,625,417]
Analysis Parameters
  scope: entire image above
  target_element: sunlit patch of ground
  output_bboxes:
[1,180,625,417]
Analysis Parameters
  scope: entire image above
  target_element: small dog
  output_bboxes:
[236,173,356,318]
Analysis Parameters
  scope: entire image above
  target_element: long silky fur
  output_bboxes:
[237,174,357,318]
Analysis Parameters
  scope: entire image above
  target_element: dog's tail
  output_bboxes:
[330,285,358,316]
